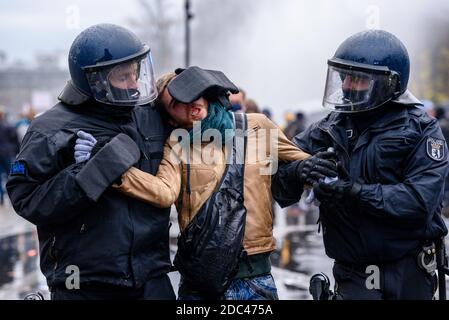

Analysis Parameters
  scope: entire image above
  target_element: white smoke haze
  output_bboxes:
[0,0,448,122]
[187,0,449,122]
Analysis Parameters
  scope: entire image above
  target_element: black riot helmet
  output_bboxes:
[61,24,157,107]
[323,30,412,113]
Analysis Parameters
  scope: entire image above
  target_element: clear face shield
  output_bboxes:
[322,59,400,113]
[84,52,157,106]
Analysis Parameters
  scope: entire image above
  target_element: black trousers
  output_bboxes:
[51,274,176,300]
[333,254,437,300]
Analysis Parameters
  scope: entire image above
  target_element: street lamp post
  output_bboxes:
[185,0,194,68]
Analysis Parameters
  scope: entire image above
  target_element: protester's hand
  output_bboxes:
[313,162,361,203]
[297,150,338,186]
[74,130,97,163]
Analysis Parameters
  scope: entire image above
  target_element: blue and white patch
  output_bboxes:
[10,161,27,176]
[426,137,445,161]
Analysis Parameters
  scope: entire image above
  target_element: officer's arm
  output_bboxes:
[7,130,90,226]
[6,131,140,226]
[358,121,449,226]
[271,125,315,208]
[272,161,305,208]
[114,142,181,208]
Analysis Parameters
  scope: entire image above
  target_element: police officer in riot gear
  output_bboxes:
[7,24,175,300]
[272,30,448,299]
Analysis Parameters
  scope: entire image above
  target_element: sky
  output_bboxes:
[1,0,448,123]
[0,0,141,63]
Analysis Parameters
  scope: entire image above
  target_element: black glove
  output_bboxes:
[90,136,111,158]
[76,133,140,202]
[91,136,127,185]
[297,151,338,186]
[313,162,362,204]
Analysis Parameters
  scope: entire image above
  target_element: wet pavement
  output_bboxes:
[0,200,331,300]
[1,199,448,300]
[0,199,48,300]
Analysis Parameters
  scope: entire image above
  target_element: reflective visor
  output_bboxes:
[322,60,399,113]
[85,52,157,106]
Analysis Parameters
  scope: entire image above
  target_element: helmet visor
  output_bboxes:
[323,65,397,113]
[85,52,157,106]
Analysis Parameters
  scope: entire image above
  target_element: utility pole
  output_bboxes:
[185,0,194,68]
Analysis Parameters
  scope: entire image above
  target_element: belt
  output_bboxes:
[335,244,432,274]
[235,252,271,279]
[334,260,371,274]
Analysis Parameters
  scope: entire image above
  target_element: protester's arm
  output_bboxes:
[114,142,181,208]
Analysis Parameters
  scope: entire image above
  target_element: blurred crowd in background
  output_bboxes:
[2,86,449,224]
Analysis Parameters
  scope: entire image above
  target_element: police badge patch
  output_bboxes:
[10,161,27,176]
[426,137,445,161]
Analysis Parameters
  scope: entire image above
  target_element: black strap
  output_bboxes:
[233,112,247,166]
[186,162,191,195]
[186,112,247,197]
[232,112,249,272]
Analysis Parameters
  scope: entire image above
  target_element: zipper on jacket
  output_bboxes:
[319,127,350,162]
[127,193,136,286]
[317,216,321,234]
[49,236,56,260]
[50,236,58,272]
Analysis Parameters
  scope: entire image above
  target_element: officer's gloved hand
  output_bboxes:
[313,162,362,204]
[297,150,338,186]
[74,130,97,163]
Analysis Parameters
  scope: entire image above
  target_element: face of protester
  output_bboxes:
[160,87,208,129]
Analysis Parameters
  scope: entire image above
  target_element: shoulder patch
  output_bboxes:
[426,137,445,161]
[10,161,27,176]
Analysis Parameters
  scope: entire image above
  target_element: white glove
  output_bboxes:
[305,176,338,205]
[74,130,97,163]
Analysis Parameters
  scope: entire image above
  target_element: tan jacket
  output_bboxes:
[116,113,310,255]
